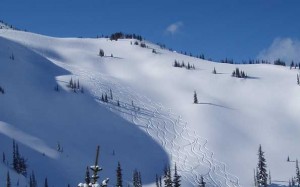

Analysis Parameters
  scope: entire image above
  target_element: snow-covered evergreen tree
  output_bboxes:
[173,164,181,187]
[268,170,271,185]
[116,162,123,187]
[198,176,205,187]
[85,166,91,185]
[99,49,105,57]
[156,174,160,187]
[256,145,268,187]
[193,91,198,104]
[212,67,217,74]
[163,166,172,187]
[296,159,300,186]
[6,171,11,187]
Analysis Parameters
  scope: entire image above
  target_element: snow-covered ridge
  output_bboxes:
[1,29,300,187]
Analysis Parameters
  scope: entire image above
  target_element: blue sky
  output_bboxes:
[1,0,300,62]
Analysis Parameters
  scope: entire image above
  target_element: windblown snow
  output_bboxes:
[0,29,300,187]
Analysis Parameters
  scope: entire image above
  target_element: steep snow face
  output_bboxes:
[0,36,168,187]
[1,29,300,187]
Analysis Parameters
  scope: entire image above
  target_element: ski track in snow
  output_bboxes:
[54,62,240,187]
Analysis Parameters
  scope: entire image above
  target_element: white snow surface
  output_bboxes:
[1,30,300,187]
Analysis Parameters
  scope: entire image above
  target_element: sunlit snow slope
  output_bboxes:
[1,29,300,187]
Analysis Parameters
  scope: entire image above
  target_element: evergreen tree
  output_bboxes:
[138,172,142,187]
[268,170,271,185]
[133,170,138,187]
[296,159,300,186]
[159,177,162,187]
[29,171,37,187]
[45,178,48,187]
[254,169,257,187]
[132,170,142,187]
[54,84,59,92]
[13,140,17,170]
[0,86,4,94]
[105,94,108,102]
[6,171,11,187]
[212,67,217,74]
[85,166,91,185]
[32,171,37,187]
[16,143,20,171]
[198,176,205,187]
[99,49,105,57]
[297,74,299,85]
[163,166,172,187]
[3,152,5,163]
[292,178,296,186]
[291,61,295,69]
[194,91,198,104]
[156,174,160,187]
[69,78,73,88]
[288,156,291,162]
[173,164,181,187]
[256,145,268,187]
[116,162,123,187]
[110,89,113,100]
[30,175,33,187]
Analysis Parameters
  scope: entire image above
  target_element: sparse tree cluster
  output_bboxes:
[241,59,271,65]
[110,32,143,41]
[232,68,247,78]
[274,59,286,66]
[288,159,300,187]
[157,164,182,187]
[0,20,19,30]
[290,61,300,69]
[173,60,195,70]
[220,58,234,64]
[68,78,84,93]
[133,169,142,187]
[12,140,27,176]
[101,93,109,103]
[131,40,148,48]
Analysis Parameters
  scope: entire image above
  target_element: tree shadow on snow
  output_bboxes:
[197,102,235,110]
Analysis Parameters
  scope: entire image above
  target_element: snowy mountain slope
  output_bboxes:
[1,29,300,186]
[0,35,168,186]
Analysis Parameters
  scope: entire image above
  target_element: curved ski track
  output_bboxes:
[56,63,240,187]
